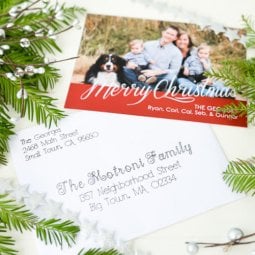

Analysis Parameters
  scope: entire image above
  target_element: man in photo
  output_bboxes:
[123,25,183,91]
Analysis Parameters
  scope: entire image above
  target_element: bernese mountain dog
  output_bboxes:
[84,54,127,87]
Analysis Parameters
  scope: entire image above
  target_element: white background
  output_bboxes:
[1,0,255,254]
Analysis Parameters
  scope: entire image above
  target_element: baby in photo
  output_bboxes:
[124,39,156,84]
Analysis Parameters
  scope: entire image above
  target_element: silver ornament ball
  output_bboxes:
[0,29,5,38]
[43,57,49,64]
[6,72,17,81]
[227,227,244,241]
[6,23,14,28]
[14,68,25,78]
[20,38,31,48]
[186,242,199,255]
[35,29,44,37]
[1,45,10,50]
[9,6,18,15]
[25,65,35,76]
[16,89,28,99]
[23,25,33,32]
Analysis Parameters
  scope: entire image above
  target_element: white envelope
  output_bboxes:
[10,111,239,253]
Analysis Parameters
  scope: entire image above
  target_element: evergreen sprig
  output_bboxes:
[207,16,255,126]
[0,194,37,232]
[0,96,15,165]
[218,101,255,123]
[0,193,80,253]
[0,223,17,255]
[36,219,80,248]
[0,0,85,165]
[223,158,255,195]
[242,15,255,48]
[209,58,255,101]
[208,16,255,196]
[78,248,123,255]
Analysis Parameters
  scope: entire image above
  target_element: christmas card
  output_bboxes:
[65,12,247,127]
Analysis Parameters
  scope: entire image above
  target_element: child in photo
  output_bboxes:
[123,39,156,84]
[183,43,211,84]
[179,43,232,97]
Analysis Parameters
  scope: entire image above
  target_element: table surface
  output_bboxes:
[1,0,255,254]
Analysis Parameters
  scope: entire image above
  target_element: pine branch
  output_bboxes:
[0,235,17,255]
[0,76,66,127]
[0,223,17,255]
[0,1,85,166]
[0,194,80,249]
[208,58,255,101]
[223,158,255,195]
[78,248,123,255]
[0,194,38,232]
[0,97,15,165]
[36,219,80,248]
[0,0,24,12]
[218,101,255,123]
[242,15,255,48]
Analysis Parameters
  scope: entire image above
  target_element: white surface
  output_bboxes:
[1,0,255,254]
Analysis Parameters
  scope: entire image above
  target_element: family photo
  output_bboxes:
[72,14,245,98]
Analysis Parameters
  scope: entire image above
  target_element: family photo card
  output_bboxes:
[11,111,240,251]
[65,14,247,127]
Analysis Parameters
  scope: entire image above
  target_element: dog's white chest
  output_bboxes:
[93,72,120,87]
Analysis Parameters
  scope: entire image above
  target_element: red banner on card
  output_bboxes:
[65,83,247,127]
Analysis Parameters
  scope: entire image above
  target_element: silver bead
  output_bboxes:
[20,38,30,48]
[35,67,45,74]
[72,19,81,29]
[6,72,12,79]
[47,29,56,39]
[16,89,28,99]
[47,29,54,35]
[14,68,25,78]
[25,65,35,76]
[55,11,64,20]
[1,45,10,50]
[6,23,14,28]
[43,57,49,64]
[9,7,18,17]
[20,2,29,10]
[0,29,5,38]
[6,73,17,81]
[72,19,79,26]
[227,228,244,241]
[35,29,44,37]
[186,242,199,254]
[23,25,33,32]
